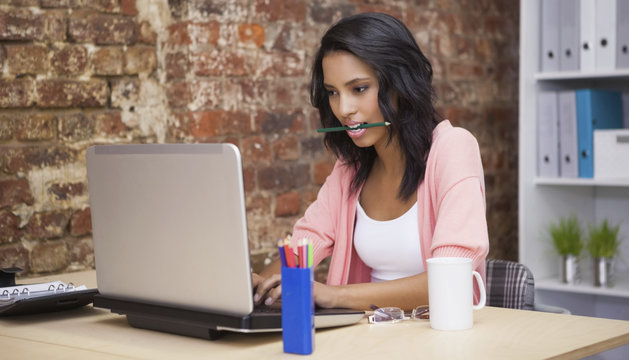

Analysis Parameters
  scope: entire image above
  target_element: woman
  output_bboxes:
[253,12,489,311]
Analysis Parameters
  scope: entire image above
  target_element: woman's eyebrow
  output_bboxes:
[323,77,371,88]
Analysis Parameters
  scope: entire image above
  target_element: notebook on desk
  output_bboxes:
[86,143,363,339]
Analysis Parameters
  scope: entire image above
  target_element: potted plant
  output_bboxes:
[586,220,622,287]
[549,215,583,284]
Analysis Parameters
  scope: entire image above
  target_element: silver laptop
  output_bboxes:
[86,143,363,338]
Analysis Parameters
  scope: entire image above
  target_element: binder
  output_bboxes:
[537,91,559,177]
[617,0,629,68]
[558,90,578,178]
[559,0,580,71]
[622,92,629,129]
[0,274,97,316]
[595,0,617,70]
[541,0,561,72]
[576,89,623,178]
[580,0,596,72]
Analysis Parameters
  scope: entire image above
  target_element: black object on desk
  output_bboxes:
[0,267,98,316]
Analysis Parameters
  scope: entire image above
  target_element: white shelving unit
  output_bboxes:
[518,0,629,328]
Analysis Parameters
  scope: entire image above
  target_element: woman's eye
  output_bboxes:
[326,89,338,96]
[355,86,368,93]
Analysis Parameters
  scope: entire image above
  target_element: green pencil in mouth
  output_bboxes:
[316,122,391,133]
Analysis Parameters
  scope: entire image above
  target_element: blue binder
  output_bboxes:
[576,89,623,178]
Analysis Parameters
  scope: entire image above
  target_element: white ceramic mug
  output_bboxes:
[427,257,486,331]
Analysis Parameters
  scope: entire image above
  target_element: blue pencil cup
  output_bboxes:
[281,266,314,355]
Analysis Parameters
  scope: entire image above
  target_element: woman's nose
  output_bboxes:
[338,95,357,118]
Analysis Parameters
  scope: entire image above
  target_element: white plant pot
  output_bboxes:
[561,255,580,284]
[593,257,614,287]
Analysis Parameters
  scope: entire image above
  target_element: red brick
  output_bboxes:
[36,80,108,108]
[121,0,138,15]
[238,24,265,48]
[447,61,484,80]
[165,51,189,79]
[0,244,29,272]
[0,178,34,207]
[92,47,124,75]
[42,10,67,41]
[171,110,253,141]
[49,182,85,201]
[273,135,299,161]
[58,113,94,141]
[137,20,157,44]
[0,79,34,108]
[15,113,57,141]
[166,81,191,108]
[314,160,334,185]
[5,44,48,75]
[124,46,157,75]
[0,209,22,244]
[0,9,45,41]
[68,11,135,45]
[242,166,255,192]
[93,112,129,136]
[241,136,271,163]
[274,191,300,217]
[0,145,78,174]
[257,110,306,134]
[258,163,310,190]
[70,207,91,236]
[31,240,70,273]
[25,210,71,240]
[50,45,88,76]
[254,0,306,22]
[191,50,249,76]
[167,22,193,46]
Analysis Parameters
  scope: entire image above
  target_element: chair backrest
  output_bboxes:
[485,259,535,310]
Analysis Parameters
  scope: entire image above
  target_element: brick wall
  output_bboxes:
[0,0,519,278]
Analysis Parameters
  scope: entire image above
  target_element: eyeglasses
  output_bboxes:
[367,305,429,324]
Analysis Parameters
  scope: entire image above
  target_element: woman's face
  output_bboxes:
[322,51,389,149]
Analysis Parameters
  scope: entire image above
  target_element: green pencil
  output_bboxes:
[316,122,391,133]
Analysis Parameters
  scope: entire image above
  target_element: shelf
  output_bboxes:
[534,177,629,187]
[534,69,629,81]
[536,275,629,299]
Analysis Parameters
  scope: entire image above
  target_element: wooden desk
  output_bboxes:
[2,270,629,359]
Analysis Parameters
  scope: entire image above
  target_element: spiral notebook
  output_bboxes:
[86,144,363,338]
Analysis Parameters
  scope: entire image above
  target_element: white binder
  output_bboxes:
[595,0,617,70]
[580,0,596,72]
[617,0,629,69]
[541,0,560,72]
[537,91,560,177]
[558,91,578,178]
[559,0,580,71]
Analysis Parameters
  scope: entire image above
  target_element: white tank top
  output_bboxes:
[354,200,424,282]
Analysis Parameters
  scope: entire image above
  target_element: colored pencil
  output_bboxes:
[316,122,391,133]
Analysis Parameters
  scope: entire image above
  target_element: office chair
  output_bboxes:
[485,259,570,314]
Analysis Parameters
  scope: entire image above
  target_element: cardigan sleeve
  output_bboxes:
[428,127,489,273]
[291,160,348,267]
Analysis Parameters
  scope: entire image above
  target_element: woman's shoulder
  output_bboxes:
[432,120,480,153]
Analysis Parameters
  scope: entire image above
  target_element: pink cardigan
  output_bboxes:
[291,120,489,301]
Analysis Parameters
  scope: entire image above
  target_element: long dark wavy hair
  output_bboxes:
[310,12,441,200]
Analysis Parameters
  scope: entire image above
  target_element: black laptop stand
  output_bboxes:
[93,294,282,340]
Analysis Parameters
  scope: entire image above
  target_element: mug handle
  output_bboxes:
[472,270,486,310]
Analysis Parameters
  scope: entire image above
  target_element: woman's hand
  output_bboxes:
[252,272,282,306]
[313,282,339,308]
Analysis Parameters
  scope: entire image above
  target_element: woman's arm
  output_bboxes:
[315,272,428,311]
